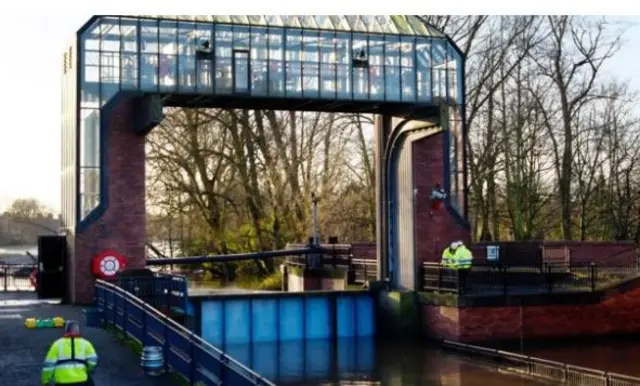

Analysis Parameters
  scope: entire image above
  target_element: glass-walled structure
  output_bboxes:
[62,15,465,228]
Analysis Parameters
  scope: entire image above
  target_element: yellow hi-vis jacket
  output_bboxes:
[441,248,457,268]
[41,336,98,385]
[441,246,474,269]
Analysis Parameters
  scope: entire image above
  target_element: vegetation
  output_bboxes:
[144,17,637,284]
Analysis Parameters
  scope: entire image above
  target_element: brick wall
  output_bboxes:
[73,97,147,304]
[422,285,640,343]
[412,132,471,265]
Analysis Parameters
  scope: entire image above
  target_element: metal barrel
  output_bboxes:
[140,346,164,376]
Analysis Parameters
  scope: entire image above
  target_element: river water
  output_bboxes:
[225,338,545,385]
[494,336,640,378]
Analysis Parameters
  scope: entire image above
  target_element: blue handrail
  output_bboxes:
[95,279,275,386]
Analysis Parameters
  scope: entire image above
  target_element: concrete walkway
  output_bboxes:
[0,293,174,386]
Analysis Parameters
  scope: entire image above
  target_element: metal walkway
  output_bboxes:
[0,293,173,386]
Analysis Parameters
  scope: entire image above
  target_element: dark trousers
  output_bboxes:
[458,269,469,293]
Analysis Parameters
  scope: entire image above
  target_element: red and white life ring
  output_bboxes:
[91,250,128,280]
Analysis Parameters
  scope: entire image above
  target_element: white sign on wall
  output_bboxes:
[487,245,500,262]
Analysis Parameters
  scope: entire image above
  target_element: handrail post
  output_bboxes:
[437,264,442,289]
[3,266,7,292]
[418,264,425,290]
[590,262,596,292]
[546,263,553,293]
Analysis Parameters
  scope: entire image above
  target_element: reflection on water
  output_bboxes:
[495,336,640,377]
[225,338,545,385]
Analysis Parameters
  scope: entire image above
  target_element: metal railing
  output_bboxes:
[115,273,189,314]
[285,247,377,284]
[443,340,640,386]
[420,261,640,295]
[0,263,35,292]
[95,280,275,386]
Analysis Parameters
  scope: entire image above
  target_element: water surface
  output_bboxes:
[225,338,546,385]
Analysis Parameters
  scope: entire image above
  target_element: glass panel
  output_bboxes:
[450,45,464,105]
[100,18,120,106]
[178,22,196,91]
[337,64,350,99]
[233,25,250,50]
[159,20,177,91]
[215,24,233,93]
[80,167,100,196]
[120,18,138,90]
[282,16,302,28]
[285,30,302,97]
[432,39,447,100]
[251,27,268,96]
[391,15,414,35]
[416,38,431,102]
[268,28,285,96]
[448,106,464,214]
[385,35,401,101]
[81,22,100,108]
[400,36,416,102]
[314,16,334,30]
[140,20,159,91]
[352,34,368,100]
[346,16,366,32]
[195,23,213,92]
[362,16,383,33]
[248,15,266,25]
[408,16,429,36]
[299,15,317,29]
[377,16,398,34]
[80,108,100,168]
[213,16,232,23]
[320,31,336,99]
[231,16,249,24]
[330,16,349,31]
[265,16,284,26]
[233,51,250,93]
[368,36,384,101]
[302,30,319,98]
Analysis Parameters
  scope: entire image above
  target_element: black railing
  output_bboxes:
[443,340,640,386]
[420,261,640,295]
[285,246,377,285]
[115,273,188,314]
[95,280,274,386]
[0,263,36,292]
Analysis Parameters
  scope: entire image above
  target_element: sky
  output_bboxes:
[0,12,639,214]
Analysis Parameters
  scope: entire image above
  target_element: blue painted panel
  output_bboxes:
[225,343,251,369]
[336,295,356,338]
[356,337,376,372]
[306,339,332,378]
[305,297,332,340]
[186,299,195,316]
[251,298,278,343]
[337,338,357,374]
[279,340,304,382]
[200,300,224,347]
[251,342,278,381]
[279,298,304,341]
[356,295,375,337]
[225,299,251,344]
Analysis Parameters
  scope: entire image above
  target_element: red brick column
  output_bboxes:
[413,131,471,265]
[72,97,146,304]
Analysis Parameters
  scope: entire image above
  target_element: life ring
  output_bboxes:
[91,250,128,280]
